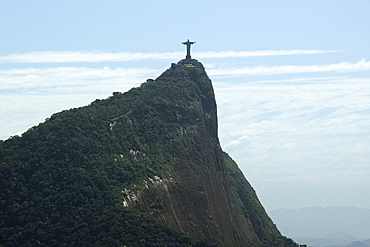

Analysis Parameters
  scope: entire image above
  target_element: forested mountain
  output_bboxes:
[0,59,302,246]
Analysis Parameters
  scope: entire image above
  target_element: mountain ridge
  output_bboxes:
[269,206,370,247]
[1,59,300,246]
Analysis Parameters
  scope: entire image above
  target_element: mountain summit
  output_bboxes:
[0,59,300,246]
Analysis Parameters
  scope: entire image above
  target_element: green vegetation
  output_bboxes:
[1,59,301,246]
[225,153,306,247]
[0,60,219,246]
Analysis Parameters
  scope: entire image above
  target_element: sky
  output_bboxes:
[1,1,370,212]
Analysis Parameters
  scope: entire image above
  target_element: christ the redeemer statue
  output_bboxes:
[182,39,196,60]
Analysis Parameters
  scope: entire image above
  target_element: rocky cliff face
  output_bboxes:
[133,59,272,246]
[0,59,299,246]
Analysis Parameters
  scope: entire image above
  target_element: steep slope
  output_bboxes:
[0,59,299,246]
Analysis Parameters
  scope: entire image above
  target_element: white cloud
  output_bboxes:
[214,75,370,190]
[0,66,159,93]
[0,51,183,63]
[209,59,370,76]
[0,49,337,64]
[196,49,338,58]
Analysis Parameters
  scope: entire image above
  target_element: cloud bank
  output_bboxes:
[208,59,370,76]
[0,49,337,64]
[0,67,159,93]
[215,75,370,189]
[2,60,369,93]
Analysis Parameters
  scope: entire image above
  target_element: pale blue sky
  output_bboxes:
[1,1,370,212]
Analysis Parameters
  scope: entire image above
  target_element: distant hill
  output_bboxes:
[0,59,302,246]
[347,239,370,247]
[269,206,370,246]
